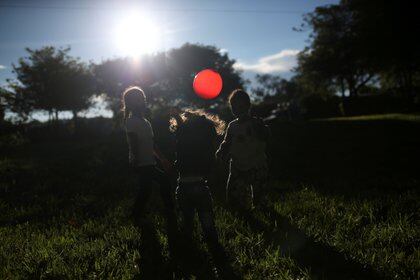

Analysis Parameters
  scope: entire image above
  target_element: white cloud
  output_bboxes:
[0,65,6,70]
[234,49,300,73]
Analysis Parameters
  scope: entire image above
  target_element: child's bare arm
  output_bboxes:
[216,124,232,161]
[255,118,271,142]
[153,144,174,173]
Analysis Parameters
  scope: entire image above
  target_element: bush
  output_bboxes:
[341,95,420,116]
[301,94,342,119]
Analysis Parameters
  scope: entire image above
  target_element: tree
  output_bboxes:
[0,87,8,122]
[165,43,245,106]
[297,0,419,98]
[92,54,164,118]
[253,74,285,102]
[296,3,376,97]
[8,46,94,121]
[0,86,33,122]
[345,0,419,97]
[93,43,246,118]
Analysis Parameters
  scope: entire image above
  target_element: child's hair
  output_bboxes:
[170,108,225,135]
[171,108,225,177]
[122,86,146,121]
[229,89,251,108]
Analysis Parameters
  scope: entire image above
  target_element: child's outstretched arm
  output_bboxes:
[153,144,174,174]
[216,123,232,161]
[255,118,271,142]
[263,121,271,142]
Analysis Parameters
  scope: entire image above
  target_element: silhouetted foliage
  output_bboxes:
[165,43,245,106]
[8,46,94,121]
[252,74,338,119]
[345,0,419,97]
[296,2,375,97]
[92,54,167,119]
[93,43,246,120]
[1,85,32,122]
[0,87,9,122]
[296,0,419,99]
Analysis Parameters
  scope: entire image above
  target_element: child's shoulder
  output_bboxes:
[126,116,152,131]
[231,116,264,126]
[125,117,137,131]
[250,116,266,126]
[227,118,239,128]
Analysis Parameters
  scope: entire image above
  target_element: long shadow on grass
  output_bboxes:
[231,205,384,280]
[174,236,224,280]
[133,220,171,279]
[134,219,224,280]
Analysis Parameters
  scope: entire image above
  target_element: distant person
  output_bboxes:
[122,86,177,244]
[216,89,270,211]
[170,108,233,278]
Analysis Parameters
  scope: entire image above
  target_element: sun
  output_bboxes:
[115,13,161,57]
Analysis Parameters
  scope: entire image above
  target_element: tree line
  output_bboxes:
[253,0,419,117]
[0,43,245,123]
[1,0,418,123]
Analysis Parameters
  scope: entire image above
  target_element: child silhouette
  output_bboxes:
[170,108,233,278]
[122,86,177,247]
[216,89,270,211]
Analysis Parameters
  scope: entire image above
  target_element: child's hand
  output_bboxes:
[215,149,221,160]
[161,158,174,174]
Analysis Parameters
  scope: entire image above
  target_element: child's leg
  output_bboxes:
[150,166,178,255]
[132,166,158,225]
[226,165,253,211]
[151,167,177,226]
[176,184,195,240]
[250,165,269,207]
[196,184,217,242]
[196,183,232,277]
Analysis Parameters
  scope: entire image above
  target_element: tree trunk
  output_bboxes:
[72,110,78,134]
[340,78,346,98]
[72,110,78,121]
[406,68,413,98]
[48,110,53,124]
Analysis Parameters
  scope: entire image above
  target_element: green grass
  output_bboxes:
[0,113,419,279]
[0,137,308,279]
[274,188,419,280]
[317,113,420,122]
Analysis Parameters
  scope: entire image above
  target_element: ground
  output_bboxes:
[0,114,419,279]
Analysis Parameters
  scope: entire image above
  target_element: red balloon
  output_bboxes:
[193,69,223,99]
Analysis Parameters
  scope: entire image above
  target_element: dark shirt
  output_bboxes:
[175,116,217,178]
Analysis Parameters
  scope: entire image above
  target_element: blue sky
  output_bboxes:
[0,0,338,119]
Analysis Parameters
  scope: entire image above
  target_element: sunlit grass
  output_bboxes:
[274,187,419,279]
[1,115,419,279]
[316,113,420,122]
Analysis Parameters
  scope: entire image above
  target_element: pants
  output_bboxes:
[176,179,227,267]
[176,179,217,241]
[226,163,268,210]
[132,165,177,239]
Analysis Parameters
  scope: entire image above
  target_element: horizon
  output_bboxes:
[0,0,339,121]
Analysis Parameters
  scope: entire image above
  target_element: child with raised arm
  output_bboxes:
[170,108,234,278]
[216,89,270,211]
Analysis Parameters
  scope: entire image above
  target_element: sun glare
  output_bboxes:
[115,13,161,57]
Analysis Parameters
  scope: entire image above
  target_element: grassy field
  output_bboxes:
[0,114,419,279]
